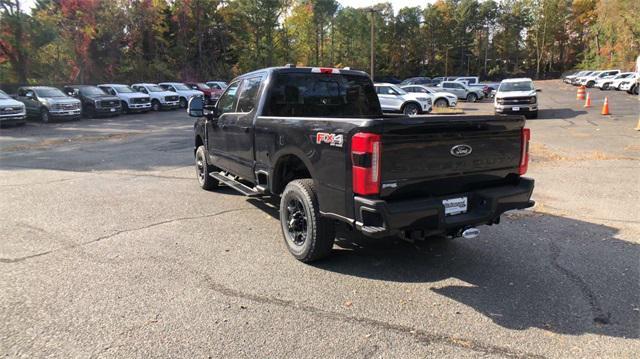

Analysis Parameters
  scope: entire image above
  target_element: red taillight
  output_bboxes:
[519,128,530,175]
[351,133,381,195]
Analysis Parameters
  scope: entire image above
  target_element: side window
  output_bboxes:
[211,84,221,90]
[454,83,464,89]
[139,87,148,94]
[443,83,452,89]
[237,76,263,113]
[26,90,35,98]
[217,81,241,114]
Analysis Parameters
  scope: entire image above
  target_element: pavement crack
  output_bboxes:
[548,241,611,325]
[197,272,545,359]
[0,208,257,264]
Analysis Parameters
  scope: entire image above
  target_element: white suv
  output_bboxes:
[98,84,151,113]
[581,70,620,88]
[374,83,432,116]
[494,78,539,119]
[158,82,204,108]
[131,83,180,111]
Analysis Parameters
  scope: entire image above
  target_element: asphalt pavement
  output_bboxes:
[1,81,639,358]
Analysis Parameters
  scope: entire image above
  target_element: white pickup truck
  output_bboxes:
[437,81,484,102]
[494,78,539,119]
[131,83,180,111]
[158,82,204,108]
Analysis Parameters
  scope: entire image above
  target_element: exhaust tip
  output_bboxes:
[462,228,480,239]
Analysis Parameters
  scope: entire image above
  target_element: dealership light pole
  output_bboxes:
[366,8,379,80]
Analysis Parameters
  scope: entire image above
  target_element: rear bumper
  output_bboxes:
[353,178,535,238]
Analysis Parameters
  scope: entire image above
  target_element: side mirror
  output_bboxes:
[187,96,204,117]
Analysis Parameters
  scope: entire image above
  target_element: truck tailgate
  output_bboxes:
[377,115,525,199]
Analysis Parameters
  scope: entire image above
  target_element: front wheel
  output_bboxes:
[402,103,420,116]
[586,81,595,88]
[40,108,50,123]
[121,101,130,114]
[179,97,188,108]
[280,179,335,262]
[434,98,449,108]
[151,100,161,111]
[466,93,477,102]
[601,83,609,90]
[195,146,219,190]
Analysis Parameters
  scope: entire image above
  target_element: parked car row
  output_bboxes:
[3,81,228,124]
[564,70,639,95]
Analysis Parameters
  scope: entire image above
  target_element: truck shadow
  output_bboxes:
[536,108,587,120]
[315,213,639,339]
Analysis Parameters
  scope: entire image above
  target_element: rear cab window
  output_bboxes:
[263,71,381,118]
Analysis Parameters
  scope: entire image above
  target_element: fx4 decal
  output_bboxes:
[315,132,344,148]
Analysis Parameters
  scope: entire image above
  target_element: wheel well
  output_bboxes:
[195,135,203,156]
[435,97,449,106]
[401,101,420,111]
[272,155,311,195]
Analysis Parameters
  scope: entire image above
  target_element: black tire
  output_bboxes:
[151,100,161,111]
[466,93,477,102]
[434,98,449,108]
[179,97,188,108]
[633,84,639,95]
[40,108,50,123]
[402,102,420,116]
[601,83,609,90]
[586,81,595,88]
[280,179,335,262]
[121,101,130,114]
[84,105,95,118]
[195,145,219,190]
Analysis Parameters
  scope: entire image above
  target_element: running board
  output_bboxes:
[210,172,264,197]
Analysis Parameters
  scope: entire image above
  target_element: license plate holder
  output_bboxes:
[443,197,468,216]
[110,108,116,112]
[512,106,520,111]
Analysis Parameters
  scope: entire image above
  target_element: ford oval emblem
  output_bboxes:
[450,144,472,157]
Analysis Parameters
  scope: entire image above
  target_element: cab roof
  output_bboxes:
[501,78,533,83]
[232,66,369,83]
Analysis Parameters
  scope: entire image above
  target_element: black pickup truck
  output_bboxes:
[188,66,534,262]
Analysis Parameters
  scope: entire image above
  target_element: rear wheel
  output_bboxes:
[602,83,609,90]
[466,93,477,102]
[195,146,219,190]
[434,98,449,108]
[587,81,595,88]
[280,179,335,262]
[402,103,420,116]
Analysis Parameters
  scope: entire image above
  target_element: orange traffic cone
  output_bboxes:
[577,86,586,100]
[635,116,640,130]
[601,97,610,115]
[583,92,591,108]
